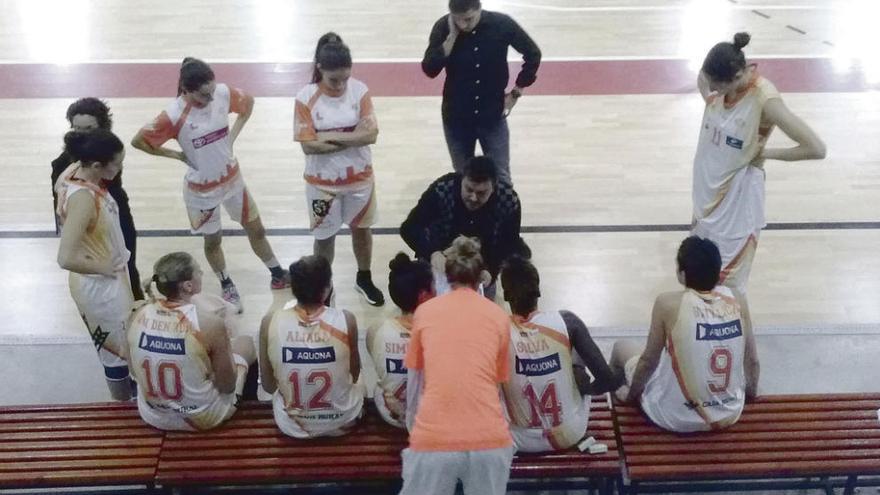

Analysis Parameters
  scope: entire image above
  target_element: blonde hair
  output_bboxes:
[144,252,198,301]
[444,236,484,286]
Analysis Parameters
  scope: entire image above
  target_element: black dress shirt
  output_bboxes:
[400,173,531,278]
[422,11,541,128]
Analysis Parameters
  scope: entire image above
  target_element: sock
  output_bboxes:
[268,265,285,279]
[356,270,371,282]
[264,257,281,269]
[216,270,232,285]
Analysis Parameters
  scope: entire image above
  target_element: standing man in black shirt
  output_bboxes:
[400,156,530,295]
[422,0,541,185]
[51,98,144,300]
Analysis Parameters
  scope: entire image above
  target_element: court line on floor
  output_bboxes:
[2,222,878,239]
[500,1,830,12]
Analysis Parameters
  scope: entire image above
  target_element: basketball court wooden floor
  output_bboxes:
[0,0,877,409]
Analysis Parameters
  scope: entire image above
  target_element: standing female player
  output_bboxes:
[56,129,134,400]
[52,98,143,300]
[128,252,257,431]
[294,33,384,306]
[692,32,825,293]
[132,58,288,313]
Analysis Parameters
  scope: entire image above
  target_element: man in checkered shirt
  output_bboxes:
[400,155,530,292]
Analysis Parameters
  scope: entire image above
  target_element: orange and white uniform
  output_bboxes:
[128,296,248,431]
[139,83,259,235]
[627,286,746,432]
[294,78,377,240]
[266,301,364,438]
[692,72,779,293]
[366,315,413,428]
[502,311,589,452]
[56,166,133,380]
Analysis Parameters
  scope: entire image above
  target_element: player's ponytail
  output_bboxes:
[147,252,198,300]
[444,236,484,287]
[701,31,750,83]
[311,32,352,84]
[388,253,433,313]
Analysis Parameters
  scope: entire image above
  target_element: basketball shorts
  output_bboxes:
[69,272,134,381]
[306,180,376,241]
[184,175,260,235]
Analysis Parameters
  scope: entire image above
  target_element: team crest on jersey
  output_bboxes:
[515,353,562,376]
[725,136,744,149]
[312,199,331,218]
[139,334,186,355]
[695,320,743,341]
[385,358,407,375]
[283,346,336,364]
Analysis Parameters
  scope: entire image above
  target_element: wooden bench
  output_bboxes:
[613,393,880,494]
[155,395,620,494]
[0,402,163,492]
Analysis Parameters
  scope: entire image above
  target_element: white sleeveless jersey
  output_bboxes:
[692,73,779,247]
[367,315,413,428]
[294,78,374,192]
[641,287,746,432]
[139,83,245,208]
[502,311,589,452]
[57,167,133,367]
[267,301,364,438]
[56,167,130,276]
[128,297,236,431]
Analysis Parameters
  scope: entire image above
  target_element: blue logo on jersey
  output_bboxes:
[725,136,744,149]
[138,334,185,355]
[515,353,562,376]
[386,358,407,375]
[282,346,336,364]
[696,320,743,341]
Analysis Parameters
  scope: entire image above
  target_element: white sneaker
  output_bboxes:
[222,282,244,314]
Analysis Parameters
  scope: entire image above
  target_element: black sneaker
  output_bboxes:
[355,271,385,307]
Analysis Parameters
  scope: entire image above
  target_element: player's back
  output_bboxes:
[128,297,230,430]
[502,311,589,452]
[367,315,412,428]
[266,301,364,438]
[641,287,746,432]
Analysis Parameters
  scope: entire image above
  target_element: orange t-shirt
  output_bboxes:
[405,287,512,451]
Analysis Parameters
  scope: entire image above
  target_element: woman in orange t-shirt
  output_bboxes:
[401,236,513,495]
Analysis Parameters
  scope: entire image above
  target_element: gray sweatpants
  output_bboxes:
[399,446,515,495]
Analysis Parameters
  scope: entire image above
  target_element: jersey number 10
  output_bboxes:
[141,359,183,401]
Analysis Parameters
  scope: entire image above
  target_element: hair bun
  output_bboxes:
[389,252,412,272]
[732,32,751,50]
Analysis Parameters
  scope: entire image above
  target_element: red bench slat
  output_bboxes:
[614,393,880,485]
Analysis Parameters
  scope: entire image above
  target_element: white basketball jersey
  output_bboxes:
[129,297,235,431]
[502,311,589,452]
[641,287,746,432]
[267,301,364,438]
[368,316,412,428]
[692,73,779,245]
